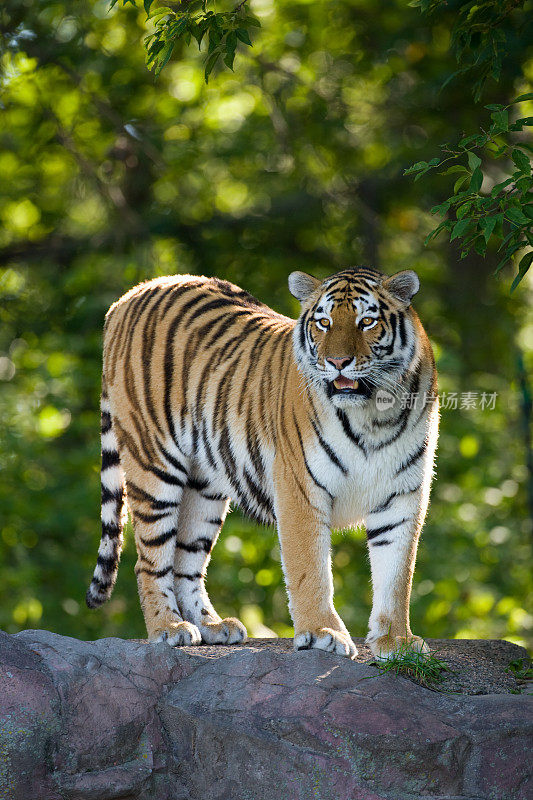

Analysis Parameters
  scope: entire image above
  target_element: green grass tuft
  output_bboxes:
[370,641,449,690]
[505,658,533,682]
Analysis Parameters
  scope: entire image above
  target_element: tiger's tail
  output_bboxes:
[86,380,126,609]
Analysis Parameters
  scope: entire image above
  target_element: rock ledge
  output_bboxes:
[0,629,531,800]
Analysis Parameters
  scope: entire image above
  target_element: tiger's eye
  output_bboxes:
[361,317,374,327]
[318,318,330,328]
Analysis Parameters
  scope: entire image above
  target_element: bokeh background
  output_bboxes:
[1,0,531,647]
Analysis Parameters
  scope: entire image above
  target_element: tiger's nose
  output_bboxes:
[326,357,353,371]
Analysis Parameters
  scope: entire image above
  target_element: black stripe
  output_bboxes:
[202,309,250,350]
[206,517,223,526]
[335,410,368,457]
[102,521,120,538]
[163,315,182,446]
[188,476,209,492]
[371,484,422,514]
[101,485,124,504]
[245,414,266,481]
[142,290,170,431]
[201,421,217,470]
[373,363,421,448]
[292,413,333,500]
[298,311,309,353]
[136,565,174,578]
[201,490,227,501]
[395,442,427,475]
[383,312,396,356]
[398,313,407,348]
[134,509,171,524]
[96,554,116,571]
[101,449,120,470]
[90,576,111,590]
[237,327,272,416]
[127,482,179,510]
[140,528,177,547]
[175,572,203,581]
[176,537,212,553]
[366,517,410,540]
[370,540,391,547]
[156,440,188,475]
[371,492,397,514]
[149,465,185,487]
[310,418,348,475]
[243,466,276,518]
[191,423,199,454]
[101,411,112,434]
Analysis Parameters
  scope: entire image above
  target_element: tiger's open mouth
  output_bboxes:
[327,376,373,399]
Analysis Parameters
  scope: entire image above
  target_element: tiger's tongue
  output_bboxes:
[333,376,358,390]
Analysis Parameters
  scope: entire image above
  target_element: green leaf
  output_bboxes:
[513,93,533,103]
[469,167,483,193]
[144,0,155,13]
[456,202,472,219]
[404,161,428,175]
[431,201,451,216]
[507,207,529,226]
[235,28,252,46]
[491,109,509,132]
[450,218,471,241]
[491,177,514,197]
[453,175,469,193]
[514,117,533,128]
[223,31,237,70]
[424,219,452,245]
[459,133,485,148]
[440,165,469,176]
[494,240,526,274]
[467,152,482,171]
[152,39,174,75]
[149,5,173,16]
[473,236,487,256]
[204,50,220,82]
[511,149,531,176]
[511,250,533,292]
[224,50,236,70]
[484,104,504,111]
[240,15,261,27]
[480,215,500,243]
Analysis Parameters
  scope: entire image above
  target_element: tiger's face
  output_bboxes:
[290,267,420,408]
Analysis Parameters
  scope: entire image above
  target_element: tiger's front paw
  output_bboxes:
[368,632,429,662]
[150,620,202,647]
[200,617,248,645]
[294,628,358,659]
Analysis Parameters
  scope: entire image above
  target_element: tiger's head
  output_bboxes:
[289,267,420,408]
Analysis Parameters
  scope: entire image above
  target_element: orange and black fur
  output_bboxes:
[87,268,438,659]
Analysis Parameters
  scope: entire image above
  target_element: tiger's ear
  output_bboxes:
[288,271,321,302]
[382,270,420,305]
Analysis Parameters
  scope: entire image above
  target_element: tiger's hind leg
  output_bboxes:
[174,485,247,645]
[124,467,201,646]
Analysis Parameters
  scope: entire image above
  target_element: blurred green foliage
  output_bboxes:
[111,0,259,81]
[0,0,531,647]
[406,0,533,290]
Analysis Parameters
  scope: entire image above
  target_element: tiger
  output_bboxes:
[86,267,438,660]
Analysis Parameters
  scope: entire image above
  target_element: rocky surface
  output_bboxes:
[0,630,531,800]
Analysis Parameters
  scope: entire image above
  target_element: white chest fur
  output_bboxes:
[308,401,436,531]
